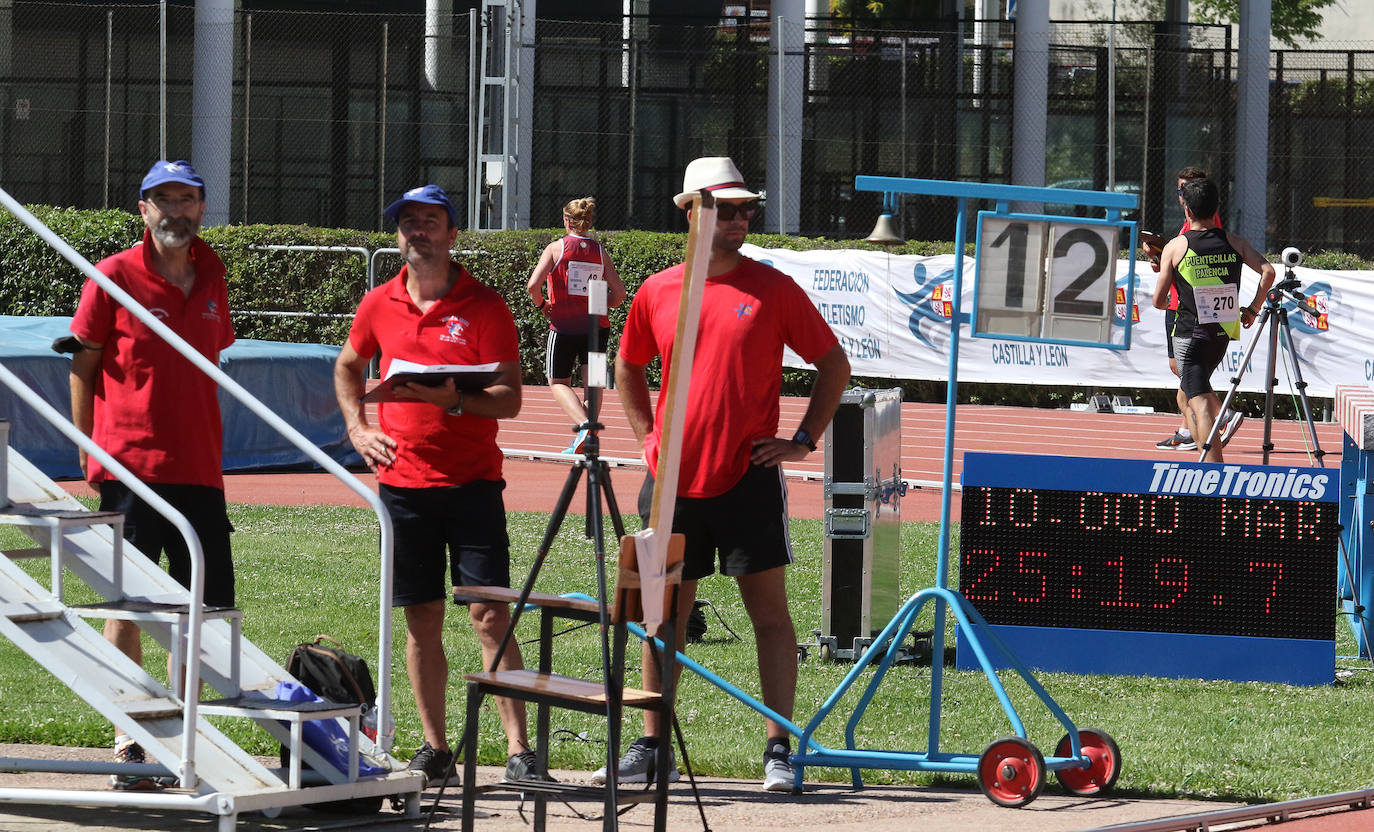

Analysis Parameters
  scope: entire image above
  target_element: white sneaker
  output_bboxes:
[591,737,680,785]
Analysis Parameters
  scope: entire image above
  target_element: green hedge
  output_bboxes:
[3,204,1369,413]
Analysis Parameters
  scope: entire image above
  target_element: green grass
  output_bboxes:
[2,504,1372,803]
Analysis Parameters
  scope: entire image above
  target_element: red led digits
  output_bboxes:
[1115,493,1145,533]
[963,548,1000,602]
[1100,555,1141,607]
[1248,561,1283,614]
[1080,492,1108,530]
[979,486,997,527]
[1009,488,1038,527]
[1150,495,1178,534]
[1151,557,1189,609]
[1013,551,1047,603]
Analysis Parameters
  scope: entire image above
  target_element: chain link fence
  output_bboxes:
[2,4,1373,253]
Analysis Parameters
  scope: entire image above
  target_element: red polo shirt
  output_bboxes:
[70,231,235,488]
[347,264,519,488]
[619,256,838,498]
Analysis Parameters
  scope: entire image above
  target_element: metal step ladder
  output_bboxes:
[0,429,423,829]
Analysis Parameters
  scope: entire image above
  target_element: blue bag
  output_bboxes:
[273,680,386,777]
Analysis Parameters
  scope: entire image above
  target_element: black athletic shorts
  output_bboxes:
[381,479,511,606]
[545,326,610,381]
[1174,335,1229,400]
[97,481,235,607]
[637,463,794,581]
[1164,309,1178,359]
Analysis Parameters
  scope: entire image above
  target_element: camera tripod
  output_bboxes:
[1201,271,1327,467]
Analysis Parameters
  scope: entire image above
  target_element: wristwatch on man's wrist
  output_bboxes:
[791,428,816,452]
[446,391,464,416]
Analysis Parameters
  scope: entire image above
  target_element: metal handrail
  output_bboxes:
[0,191,399,766]
[0,361,208,788]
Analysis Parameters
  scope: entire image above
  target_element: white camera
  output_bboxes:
[1281,247,1303,268]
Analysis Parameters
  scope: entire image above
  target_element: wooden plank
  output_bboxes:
[463,670,661,708]
[451,584,598,615]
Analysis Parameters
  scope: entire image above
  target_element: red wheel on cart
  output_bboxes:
[1053,728,1122,796]
[976,737,1046,808]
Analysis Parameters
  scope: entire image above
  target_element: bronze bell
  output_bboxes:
[865,212,903,246]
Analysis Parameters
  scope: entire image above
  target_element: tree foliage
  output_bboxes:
[1190,0,1336,48]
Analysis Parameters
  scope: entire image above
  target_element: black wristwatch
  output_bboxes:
[791,428,816,452]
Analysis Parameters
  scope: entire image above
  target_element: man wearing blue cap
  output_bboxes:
[333,185,548,786]
[67,159,235,791]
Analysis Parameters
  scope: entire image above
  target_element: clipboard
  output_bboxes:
[360,369,500,403]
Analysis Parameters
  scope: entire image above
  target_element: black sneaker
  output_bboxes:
[504,749,557,783]
[408,741,456,787]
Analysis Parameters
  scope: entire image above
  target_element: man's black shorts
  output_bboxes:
[1175,335,1229,399]
[98,481,235,607]
[545,326,610,380]
[381,479,511,606]
[1164,309,1177,359]
[637,463,793,581]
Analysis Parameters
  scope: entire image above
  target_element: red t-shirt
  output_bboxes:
[70,231,235,488]
[547,234,610,334]
[618,257,839,498]
[347,265,519,488]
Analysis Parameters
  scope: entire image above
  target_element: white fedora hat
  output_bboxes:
[673,156,761,209]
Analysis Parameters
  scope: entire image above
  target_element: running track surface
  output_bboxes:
[61,385,1344,523]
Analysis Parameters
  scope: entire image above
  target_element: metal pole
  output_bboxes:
[379,20,388,229]
[242,13,251,223]
[468,9,478,230]
[627,31,637,221]
[1107,0,1116,190]
[776,16,785,223]
[159,0,166,160]
[103,10,111,208]
[900,38,907,178]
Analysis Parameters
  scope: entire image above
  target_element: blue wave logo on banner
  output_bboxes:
[1282,281,1334,337]
[894,262,968,348]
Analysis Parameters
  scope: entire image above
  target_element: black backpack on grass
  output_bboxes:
[285,635,376,711]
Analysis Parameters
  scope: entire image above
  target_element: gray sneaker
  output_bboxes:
[591,737,680,785]
[762,740,795,793]
[1219,410,1245,446]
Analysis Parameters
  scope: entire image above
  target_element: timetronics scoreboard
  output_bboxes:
[955,453,1339,685]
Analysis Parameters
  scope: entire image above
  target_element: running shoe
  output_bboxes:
[504,749,557,783]
[1155,431,1196,451]
[564,429,589,455]
[1219,410,1245,446]
[407,741,456,787]
[591,737,679,785]
[762,739,796,793]
[110,739,163,791]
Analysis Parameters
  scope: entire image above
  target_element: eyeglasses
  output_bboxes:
[143,192,201,213]
[715,201,758,222]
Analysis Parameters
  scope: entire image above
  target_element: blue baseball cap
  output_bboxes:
[140,159,205,198]
[384,184,457,226]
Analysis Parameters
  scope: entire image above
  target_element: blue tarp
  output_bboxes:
[0,315,362,479]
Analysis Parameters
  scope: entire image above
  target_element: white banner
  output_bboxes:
[746,243,1374,398]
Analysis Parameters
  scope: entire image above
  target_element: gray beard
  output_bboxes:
[150,222,195,250]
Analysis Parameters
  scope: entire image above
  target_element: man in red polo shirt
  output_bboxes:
[600,157,850,793]
[332,185,546,787]
[68,159,235,791]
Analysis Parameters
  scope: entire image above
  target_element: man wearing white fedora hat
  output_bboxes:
[603,156,851,792]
